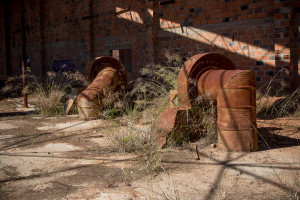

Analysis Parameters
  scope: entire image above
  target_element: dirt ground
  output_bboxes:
[0,97,299,200]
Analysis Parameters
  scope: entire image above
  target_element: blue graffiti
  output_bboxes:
[53,60,77,72]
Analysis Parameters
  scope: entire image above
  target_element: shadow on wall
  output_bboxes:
[114,3,293,89]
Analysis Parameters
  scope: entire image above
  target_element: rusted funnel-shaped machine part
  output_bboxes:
[77,57,127,119]
[198,70,257,151]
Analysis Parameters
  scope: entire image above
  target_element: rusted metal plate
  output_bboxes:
[155,108,179,147]
[154,106,203,147]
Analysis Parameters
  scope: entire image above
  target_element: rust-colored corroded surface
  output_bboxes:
[177,53,236,107]
[198,70,257,151]
[154,106,202,147]
[77,57,127,119]
[154,107,183,147]
[156,53,258,152]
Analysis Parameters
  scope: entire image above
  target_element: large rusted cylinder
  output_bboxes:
[198,70,257,151]
[156,53,258,152]
[77,57,127,119]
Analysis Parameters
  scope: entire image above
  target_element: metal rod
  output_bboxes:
[196,145,200,160]
[21,0,28,108]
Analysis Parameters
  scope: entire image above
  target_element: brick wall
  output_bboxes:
[294,2,300,88]
[8,0,22,76]
[25,0,42,75]
[92,0,153,80]
[0,0,298,89]
[0,2,6,79]
[155,0,296,88]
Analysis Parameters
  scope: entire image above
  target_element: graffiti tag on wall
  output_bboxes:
[53,60,77,72]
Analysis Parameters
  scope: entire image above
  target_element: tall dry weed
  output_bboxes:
[256,68,300,118]
[105,53,185,173]
[33,70,88,116]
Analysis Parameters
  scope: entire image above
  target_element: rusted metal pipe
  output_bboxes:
[198,70,257,151]
[155,53,258,152]
[177,53,236,107]
[77,56,127,119]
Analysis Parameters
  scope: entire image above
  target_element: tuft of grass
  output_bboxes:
[257,89,300,119]
[107,116,164,174]
[165,96,217,147]
[35,85,65,116]
[33,71,88,116]
[140,53,181,91]
[256,68,300,118]
[192,96,217,146]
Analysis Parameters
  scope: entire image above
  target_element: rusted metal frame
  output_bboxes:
[21,0,28,108]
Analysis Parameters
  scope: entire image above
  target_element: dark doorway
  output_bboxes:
[110,49,132,73]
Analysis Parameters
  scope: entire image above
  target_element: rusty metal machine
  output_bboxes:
[77,56,127,119]
[155,53,258,152]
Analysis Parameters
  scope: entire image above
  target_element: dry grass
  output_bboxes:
[35,85,65,116]
[256,69,300,119]
[0,73,37,99]
[254,70,300,199]
[192,96,217,146]
[105,53,217,157]
[103,53,186,174]
[107,115,164,174]
[33,71,88,116]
